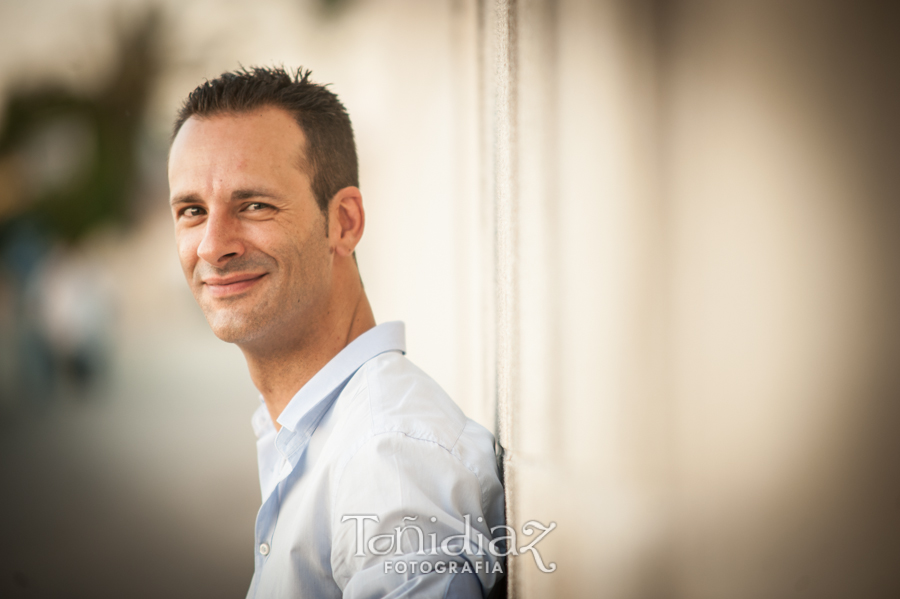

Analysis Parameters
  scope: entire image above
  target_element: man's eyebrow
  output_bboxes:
[231,188,281,201]
[170,193,201,206]
[169,189,281,206]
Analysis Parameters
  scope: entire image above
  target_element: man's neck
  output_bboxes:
[242,287,376,430]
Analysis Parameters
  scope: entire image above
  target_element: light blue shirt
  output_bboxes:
[247,321,506,598]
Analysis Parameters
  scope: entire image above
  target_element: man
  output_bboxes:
[167,67,505,598]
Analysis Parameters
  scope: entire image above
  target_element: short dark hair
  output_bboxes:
[172,66,358,216]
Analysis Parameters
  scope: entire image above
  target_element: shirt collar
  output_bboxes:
[276,320,406,433]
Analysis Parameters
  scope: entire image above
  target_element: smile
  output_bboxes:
[203,273,267,298]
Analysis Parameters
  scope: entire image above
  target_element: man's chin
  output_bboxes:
[210,327,247,344]
[205,312,262,345]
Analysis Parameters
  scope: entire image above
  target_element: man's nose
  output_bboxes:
[197,210,245,266]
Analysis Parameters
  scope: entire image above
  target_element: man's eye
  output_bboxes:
[181,206,206,218]
[247,202,268,211]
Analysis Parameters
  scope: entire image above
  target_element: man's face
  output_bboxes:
[168,106,332,347]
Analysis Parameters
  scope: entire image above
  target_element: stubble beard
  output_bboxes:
[203,294,273,345]
[193,239,332,350]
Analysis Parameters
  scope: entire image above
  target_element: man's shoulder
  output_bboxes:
[329,350,502,513]
[359,351,467,449]
[338,350,492,455]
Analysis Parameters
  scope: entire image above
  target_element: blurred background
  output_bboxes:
[0,1,898,598]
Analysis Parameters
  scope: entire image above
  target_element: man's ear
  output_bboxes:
[328,186,365,257]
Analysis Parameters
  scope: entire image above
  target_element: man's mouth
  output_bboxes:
[202,273,267,298]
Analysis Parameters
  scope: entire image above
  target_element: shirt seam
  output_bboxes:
[331,428,488,524]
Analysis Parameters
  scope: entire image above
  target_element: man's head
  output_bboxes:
[173,66,358,220]
[168,68,366,350]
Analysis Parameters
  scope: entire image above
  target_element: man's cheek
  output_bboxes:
[175,237,200,279]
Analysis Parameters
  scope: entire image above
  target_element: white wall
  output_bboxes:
[491,1,900,597]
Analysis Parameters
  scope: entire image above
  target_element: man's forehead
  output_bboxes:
[176,107,304,147]
[169,107,309,176]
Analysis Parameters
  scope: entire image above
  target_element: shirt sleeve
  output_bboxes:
[331,429,505,599]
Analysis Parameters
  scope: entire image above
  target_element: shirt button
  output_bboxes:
[259,542,270,556]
